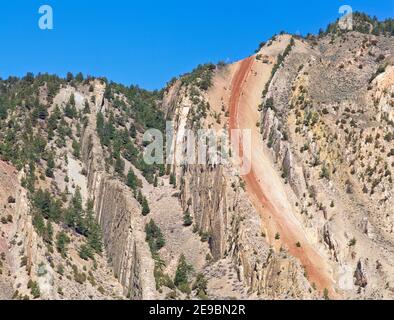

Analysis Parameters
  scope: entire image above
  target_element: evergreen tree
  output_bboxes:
[79,244,94,260]
[75,72,84,82]
[142,197,150,216]
[85,201,103,254]
[32,189,62,221]
[193,273,208,299]
[45,152,55,178]
[66,72,74,82]
[33,213,46,236]
[104,84,112,101]
[83,100,90,114]
[145,219,165,254]
[123,141,138,162]
[64,103,77,119]
[96,111,105,140]
[44,220,54,244]
[183,209,193,227]
[114,154,125,176]
[174,254,193,290]
[65,188,86,234]
[126,168,138,191]
[72,139,80,159]
[69,93,75,107]
[129,123,137,139]
[56,231,70,257]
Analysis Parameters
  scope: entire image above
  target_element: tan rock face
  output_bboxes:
[0,159,124,300]
[0,162,24,299]
[164,52,316,299]
[80,102,156,300]
[161,32,394,299]
[1,27,393,301]
[252,33,394,299]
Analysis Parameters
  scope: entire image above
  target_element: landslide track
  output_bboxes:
[228,56,338,298]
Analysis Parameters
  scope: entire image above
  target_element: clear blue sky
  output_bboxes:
[0,0,393,90]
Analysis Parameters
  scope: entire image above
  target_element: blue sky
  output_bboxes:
[0,1,393,90]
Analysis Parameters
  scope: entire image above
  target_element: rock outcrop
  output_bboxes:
[80,94,156,299]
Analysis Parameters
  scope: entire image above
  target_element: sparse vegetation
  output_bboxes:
[174,254,194,294]
[56,231,70,258]
[193,273,208,300]
[261,37,295,99]
[180,64,216,91]
[183,209,193,227]
[145,219,165,256]
[27,280,41,299]
[348,237,357,247]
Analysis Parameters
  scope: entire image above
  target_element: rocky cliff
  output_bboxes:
[163,67,316,299]
[79,83,157,299]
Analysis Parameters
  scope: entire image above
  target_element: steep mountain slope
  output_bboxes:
[0,14,393,300]
[228,39,336,296]
[163,26,394,299]
[256,32,394,299]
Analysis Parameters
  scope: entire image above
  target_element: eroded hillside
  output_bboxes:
[163,20,394,299]
[0,13,393,300]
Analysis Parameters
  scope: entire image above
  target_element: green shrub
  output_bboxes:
[193,273,208,299]
[183,210,193,227]
[27,280,41,299]
[145,219,165,254]
[141,198,150,216]
[56,231,70,257]
[79,244,94,261]
[174,254,194,290]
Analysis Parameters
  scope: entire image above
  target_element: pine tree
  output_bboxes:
[65,188,86,234]
[79,244,94,260]
[56,231,70,257]
[64,103,77,119]
[114,154,125,176]
[69,93,76,107]
[33,213,46,236]
[174,254,193,290]
[72,139,81,159]
[183,209,193,227]
[142,197,150,216]
[145,219,165,253]
[85,201,103,254]
[66,72,74,82]
[45,153,55,178]
[129,124,137,138]
[75,72,84,82]
[193,273,208,299]
[126,168,138,191]
[96,111,105,140]
[44,220,54,244]
[104,84,112,101]
[83,100,90,114]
